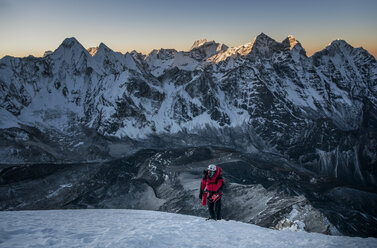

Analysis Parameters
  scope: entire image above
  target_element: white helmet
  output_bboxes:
[207,164,216,172]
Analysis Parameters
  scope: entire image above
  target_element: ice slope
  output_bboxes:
[0,209,376,248]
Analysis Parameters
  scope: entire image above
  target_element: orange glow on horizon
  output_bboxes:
[1,41,376,60]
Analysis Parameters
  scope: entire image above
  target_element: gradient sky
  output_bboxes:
[1,0,376,58]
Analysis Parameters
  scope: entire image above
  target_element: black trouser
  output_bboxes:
[208,197,221,220]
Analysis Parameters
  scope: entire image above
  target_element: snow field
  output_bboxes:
[0,209,376,248]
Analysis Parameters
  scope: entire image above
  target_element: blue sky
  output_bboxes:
[1,0,376,57]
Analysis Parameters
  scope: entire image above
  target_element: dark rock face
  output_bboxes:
[1,147,376,237]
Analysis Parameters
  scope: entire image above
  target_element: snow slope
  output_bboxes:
[0,209,376,248]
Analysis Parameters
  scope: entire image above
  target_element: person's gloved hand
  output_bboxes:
[199,192,203,200]
[212,193,219,202]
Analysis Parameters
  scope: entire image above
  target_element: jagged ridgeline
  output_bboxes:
[0,33,376,188]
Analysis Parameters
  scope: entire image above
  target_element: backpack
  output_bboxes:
[215,166,223,184]
[217,166,223,177]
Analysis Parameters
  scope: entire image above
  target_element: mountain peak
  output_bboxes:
[281,35,307,60]
[98,42,110,50]
[328,39,351,48]
[61,37,81,48]
[87,43,117,58]
[251,33,278,48]
[254,32,274,42]
[87,47,99,56]
[323,39,355,56]
[287,35,298,47]
[51,37,90,62]
[190,38,209,50]
[189,38,228,60]
[55,37,87,55]
[96,42,113,55]
[282,35,302,50]
[87,43,112,56]
[247,33,280,58]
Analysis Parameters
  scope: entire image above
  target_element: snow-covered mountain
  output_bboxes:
[2,209,376,248]
[1,33,376,188]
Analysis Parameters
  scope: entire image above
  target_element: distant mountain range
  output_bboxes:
[0,33,376,188]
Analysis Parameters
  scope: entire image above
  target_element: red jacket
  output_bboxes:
[200,166,224,194]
